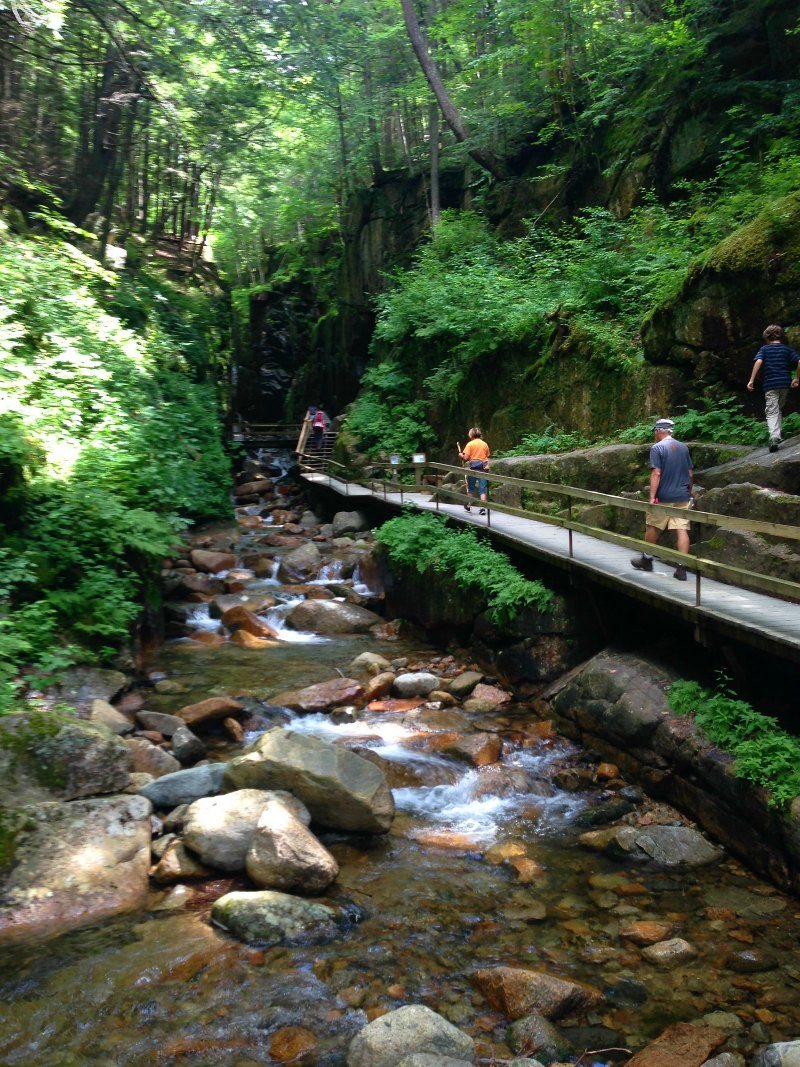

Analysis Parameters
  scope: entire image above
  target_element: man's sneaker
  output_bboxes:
[769,440,779,453]
[631,555,653,572]
[464,504,471,512]
[478,508,486,515]
[674,564,688,581]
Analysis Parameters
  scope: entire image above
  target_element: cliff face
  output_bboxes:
[642,194,800,405]
[239,0,800,435]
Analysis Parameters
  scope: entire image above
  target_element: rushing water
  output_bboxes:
[2,456,800,1066]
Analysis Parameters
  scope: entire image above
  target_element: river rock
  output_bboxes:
[463,683,512,711]
[138,763,227,807]
[272,677,365,713]
[278,543,322,582]
[473,966,604,1020]
[506,1012,574,1060]
[332,510,369,536]
[751,1042,800,1067]
[234,478,273,497]
[224,727,395,833]
[209,593,276,618]
[231,629,278,650]
[245,798,339,892]
[220,605,278,638]
[440,733,502,767]
[286,600,382,634]
[190,549,237,574]
[641,937,697,966]
[619,920,673,945]
[724,946,778,973]
[347,1005,475,1067]
[175,696,244,729]
[395,1057,474,1067]
[125,738,181,778]
[624,1022,726,1066]
[30,721,132,800]
[702,1055,744,1067]
[182,789,284,871]
[211,889,339,945]
[150,839,212,884]
[363,672,396,701]
[170,725,206,764]
[49,667,128,715]
[135,711,185,736]
[0,794,152,945]
[89,699,134,734]
[579,824,723,867]
[349,652,393,675]
[174,572,225,597]
[448,671,483,698]
[393,672,439,697]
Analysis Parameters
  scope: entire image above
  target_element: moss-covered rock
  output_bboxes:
[642,193,800,394]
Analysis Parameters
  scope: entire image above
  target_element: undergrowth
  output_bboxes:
[374,509,552,624]
[668,674,800,808]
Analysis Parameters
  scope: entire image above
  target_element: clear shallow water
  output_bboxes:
[3,472,800,1066]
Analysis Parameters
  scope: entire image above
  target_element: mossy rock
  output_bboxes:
[0,712,131,802]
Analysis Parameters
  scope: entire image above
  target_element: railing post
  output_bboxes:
[487,505,491,528]
[400,482,404,504]
[695,571,701,607]
[568,528,574,558]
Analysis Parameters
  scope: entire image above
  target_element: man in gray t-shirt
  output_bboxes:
[631,418,694,581]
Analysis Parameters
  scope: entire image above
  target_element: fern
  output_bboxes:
[375,510,552,624]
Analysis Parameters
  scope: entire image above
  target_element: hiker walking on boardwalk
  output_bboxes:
[311,406,330,450]
[459,427,490,515]
[746,324,799,452]
[631,418,694,582]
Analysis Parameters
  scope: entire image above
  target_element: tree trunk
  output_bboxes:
[429,102,440,224]
[399,0,504,180]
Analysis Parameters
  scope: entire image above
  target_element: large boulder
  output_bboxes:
[182,789,299,871]
[31,721,131,800]
[332,511,370,536]
[0,795,151,945]
[211,889,339,945]
[246,798,339,892]
[286,600,382,634]
[278,543,322,583]
[224,728,395,833]
[347,1005,475,1067]
[48,667,128,715]
[125,738,181,779]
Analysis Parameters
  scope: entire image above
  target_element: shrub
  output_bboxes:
[668,675,800,807]
[375,509,552,624]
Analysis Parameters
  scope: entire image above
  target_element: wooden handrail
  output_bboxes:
[300,454,800,604]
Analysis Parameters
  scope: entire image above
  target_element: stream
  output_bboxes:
[1,451,799,1067]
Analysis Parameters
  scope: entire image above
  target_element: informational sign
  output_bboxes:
[412,453,426,465]
[389,454,401,466]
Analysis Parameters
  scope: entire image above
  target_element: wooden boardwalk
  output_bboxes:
[301,471,800,662]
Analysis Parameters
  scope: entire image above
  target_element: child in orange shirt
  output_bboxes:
[459,427,490,514]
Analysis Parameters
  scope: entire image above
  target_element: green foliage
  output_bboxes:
[668,674,800,807]
[345,362,435,458]
[617,397,783,446]
[0,228,231,699]
[500,425,591,457]
[375,509,552,624]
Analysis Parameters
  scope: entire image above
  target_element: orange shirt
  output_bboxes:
[463,438,490,463]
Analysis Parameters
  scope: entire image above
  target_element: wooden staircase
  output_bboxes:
[296,421,337,471]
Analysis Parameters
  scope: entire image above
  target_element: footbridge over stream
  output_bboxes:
[298,456,800,666]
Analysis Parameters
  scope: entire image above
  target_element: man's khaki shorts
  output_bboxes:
[645,501,692,531]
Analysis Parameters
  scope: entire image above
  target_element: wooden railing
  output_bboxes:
[233,421,302,443]
[299,456,800,607]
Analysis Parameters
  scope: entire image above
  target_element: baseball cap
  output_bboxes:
[653,418,674,432]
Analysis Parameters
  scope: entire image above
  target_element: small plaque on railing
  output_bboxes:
[389,454,401,465]
[412,453,426,464]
